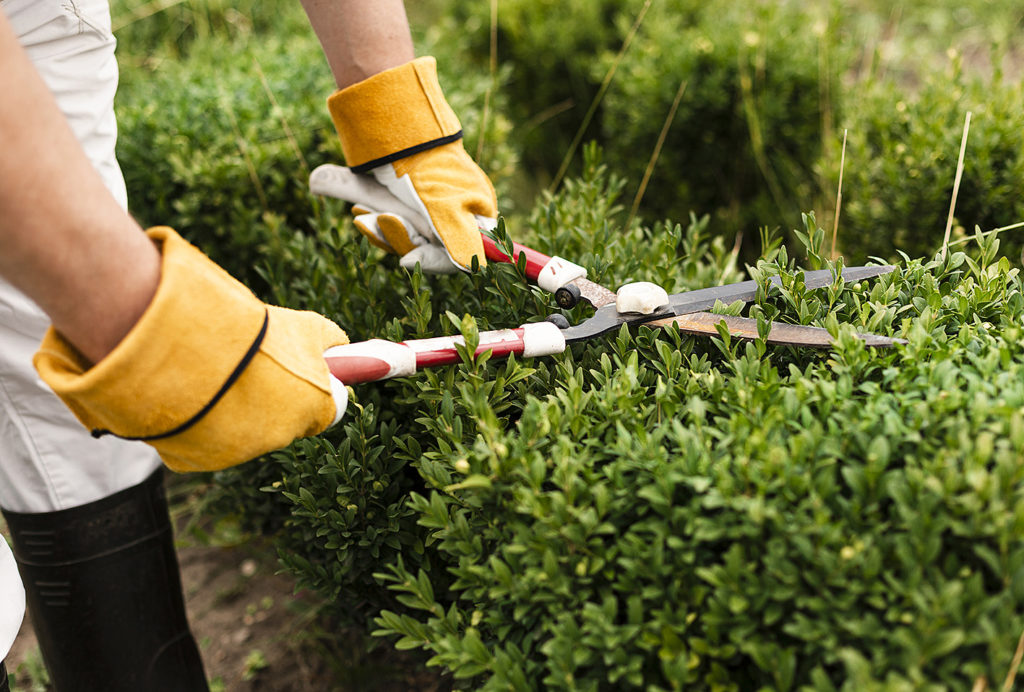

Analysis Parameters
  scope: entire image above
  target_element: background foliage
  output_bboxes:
[108,0,1024,688]
[833,62,1024,261]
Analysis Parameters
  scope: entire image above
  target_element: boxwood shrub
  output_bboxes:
[599,1,840,247]
[369,240,1024,690]
[203,153,1024,688]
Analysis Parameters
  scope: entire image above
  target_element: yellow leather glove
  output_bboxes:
[311,56,496,274]
[33,227,350,473]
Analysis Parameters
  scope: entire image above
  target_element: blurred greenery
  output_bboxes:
[110,0,1024,261]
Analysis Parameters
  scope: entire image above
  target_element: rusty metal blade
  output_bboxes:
[666,265,896,316]
[558,265,898,344]
[573,266,895,313]
[572,277,618,309]
[647,311,905,348]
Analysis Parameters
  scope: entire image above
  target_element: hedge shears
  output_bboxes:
[323,232,903,384]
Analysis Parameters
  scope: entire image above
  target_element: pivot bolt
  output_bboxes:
[555,283,582,309]
[616,282,670,315]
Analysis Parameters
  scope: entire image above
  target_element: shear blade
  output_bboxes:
[666,265,896,315]
[649,312,904,349]
[559,265,900,345]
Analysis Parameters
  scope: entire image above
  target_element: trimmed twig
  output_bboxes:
[947,220,1024,249]
[941,111,972,258]
[830,129,848,259]
[1001,629,1024,692]
[626,79,687,230]
[718,232,743,285]
[550,0,653,193]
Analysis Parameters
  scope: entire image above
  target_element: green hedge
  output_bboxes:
[210,150,1024,687]
[370,235,1024,689]
[600,1,838,246]
[111,0,311,61]
[117,0,1024,267]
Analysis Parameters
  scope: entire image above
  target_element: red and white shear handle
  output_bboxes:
[479,233,587,292]
[324,322,566,384]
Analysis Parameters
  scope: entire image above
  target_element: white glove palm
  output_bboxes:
[310,162,496,274]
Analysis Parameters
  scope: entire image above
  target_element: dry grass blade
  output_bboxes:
[221,91,269,212]
[941,111,972,258]
[830,129,848,259]
[253,57,309,175]
[626,79,687,230]
[476,0,499,163]
[720,232,743,285]
[947,220,1024,249]
[738,55,787,216]
[520,99,576,136]
[550,0,653,193]
[1001,629,1024,692]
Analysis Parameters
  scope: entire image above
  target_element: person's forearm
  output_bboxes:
[0,15,160,365]
[300,0,415,89]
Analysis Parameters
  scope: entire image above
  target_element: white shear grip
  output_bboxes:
[520,322,567,357]
[537,256,588,293]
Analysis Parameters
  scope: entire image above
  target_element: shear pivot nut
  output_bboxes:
[616,282,669,315]
[555,283,582,309]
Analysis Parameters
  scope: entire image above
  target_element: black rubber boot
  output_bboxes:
[2,469,208,692]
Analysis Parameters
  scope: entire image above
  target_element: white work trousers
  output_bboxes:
[0,538,21,666]
[1,0,162,659]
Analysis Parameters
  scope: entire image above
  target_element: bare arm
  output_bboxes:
[0,14,160,365]
[299,0,415,89]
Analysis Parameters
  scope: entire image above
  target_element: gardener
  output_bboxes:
[0,0,495,689]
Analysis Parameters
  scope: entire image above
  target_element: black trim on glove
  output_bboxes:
[350,131,463,175]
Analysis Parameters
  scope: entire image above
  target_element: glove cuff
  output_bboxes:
[327,56,463,172]
[34,227,269,441]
